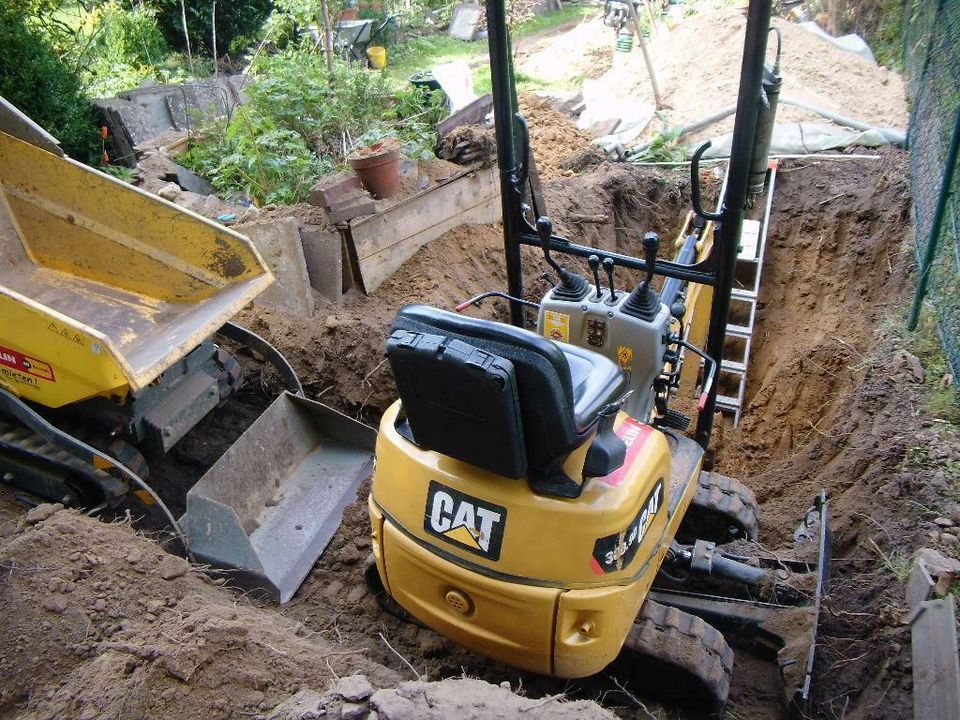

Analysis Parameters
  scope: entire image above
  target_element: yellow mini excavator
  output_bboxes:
[0,97,375,603]
[367,0,828,715]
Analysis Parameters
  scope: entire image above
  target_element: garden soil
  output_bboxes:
[3,149,956,720]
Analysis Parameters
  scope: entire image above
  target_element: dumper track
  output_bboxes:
[0,419,121,507]
[621,599,734,715]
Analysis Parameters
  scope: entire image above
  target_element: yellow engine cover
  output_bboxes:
[369,400,703,678]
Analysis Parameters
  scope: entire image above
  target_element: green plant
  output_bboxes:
[154,0,273,58]
[0,4,98,162]
[89,2,169,66]
[631,113,687,163]
[183,112,332,204]
[102,164,136,182]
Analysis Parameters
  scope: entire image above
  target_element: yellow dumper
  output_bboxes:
[0,100,374,602]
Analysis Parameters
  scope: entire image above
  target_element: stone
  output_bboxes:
[341,702,367,720]
[23,503,63,526]
[934,517,955,528]
[157,555,189,581]
[42,596,68,614]
[335,675,373,702]
[916,547,960,595]
[237,218,314,317]
[156,182,180,201]
[265,689,327,720]
[300,226,344,303]
[145,599,164,614]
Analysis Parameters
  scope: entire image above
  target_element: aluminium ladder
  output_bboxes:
[715,160,778,425]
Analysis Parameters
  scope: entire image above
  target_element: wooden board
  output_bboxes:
[911,596,960,720]
[347,165,500,294]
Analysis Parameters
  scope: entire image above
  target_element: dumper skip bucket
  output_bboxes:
[179,391,376,602]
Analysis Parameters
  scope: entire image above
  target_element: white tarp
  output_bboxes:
[798,22,877,64]
[699,122,905,158]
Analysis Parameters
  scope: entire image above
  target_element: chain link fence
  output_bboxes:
[904,0,960,384]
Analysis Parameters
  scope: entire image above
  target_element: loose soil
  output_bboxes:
[516,9,908,148]
[3,147,956,720]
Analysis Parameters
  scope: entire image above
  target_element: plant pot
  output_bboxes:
[348,138,402,199]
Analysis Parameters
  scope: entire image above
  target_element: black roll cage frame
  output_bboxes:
[482,0,773,449]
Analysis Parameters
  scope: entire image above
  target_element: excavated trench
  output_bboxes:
[1,149,936,720]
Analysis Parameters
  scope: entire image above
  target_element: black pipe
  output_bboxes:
[485,0,525,327]
[694,0,772,449]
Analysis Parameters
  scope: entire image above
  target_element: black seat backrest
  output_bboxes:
[390,305,592,473]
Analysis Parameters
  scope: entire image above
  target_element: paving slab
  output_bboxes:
[300,225,343,303]
[237,217,314,316]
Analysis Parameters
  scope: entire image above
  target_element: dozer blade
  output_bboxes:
[179,391,376,603]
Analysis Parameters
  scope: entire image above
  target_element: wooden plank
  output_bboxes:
[911,596,960,720]
[348,166,500,293]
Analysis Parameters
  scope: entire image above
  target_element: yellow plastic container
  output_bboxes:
[366,45,387,69]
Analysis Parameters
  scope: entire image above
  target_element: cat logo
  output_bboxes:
[424,481,507,561]
[616,345,633,371]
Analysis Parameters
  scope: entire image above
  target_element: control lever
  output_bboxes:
[587,255,603,301]
[641,231,659,291]
[537,216,589,301]
[621,231,662,321]
[603,257,618,304]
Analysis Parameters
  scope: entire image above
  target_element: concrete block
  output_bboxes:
[300,225,343,303]
[328,193,376,224]
[237,217,314,316]
[308,172,363,208]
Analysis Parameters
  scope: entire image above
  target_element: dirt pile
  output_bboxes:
[368,678,616,719]
[565,10,906,145]
[0,502,400,720]
[518,94,595,181]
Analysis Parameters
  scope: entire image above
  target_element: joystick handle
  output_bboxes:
[642,231,660,286]
[603,257,618,302]
[587,255,602,300]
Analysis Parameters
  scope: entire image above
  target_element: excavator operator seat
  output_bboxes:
[386,304,628,488]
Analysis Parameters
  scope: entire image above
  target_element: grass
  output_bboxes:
[385,4,597,92]
[905,305,960,425]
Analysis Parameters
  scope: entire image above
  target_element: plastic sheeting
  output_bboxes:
[699,122,906,158]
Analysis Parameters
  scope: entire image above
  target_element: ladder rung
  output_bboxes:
[726,324,752,337]
[716,394,741,410]
[721,360,747,373]
[730,288,757,301]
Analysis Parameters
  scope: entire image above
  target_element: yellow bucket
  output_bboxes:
[366,45,387,69]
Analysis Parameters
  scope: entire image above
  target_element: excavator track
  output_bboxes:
[678,471,760,544]
[621,599,734,714]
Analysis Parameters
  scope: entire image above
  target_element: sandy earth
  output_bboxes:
[516,8,908,147]
[0,10,952,720]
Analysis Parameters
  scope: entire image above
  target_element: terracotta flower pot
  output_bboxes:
[348,137,402,199]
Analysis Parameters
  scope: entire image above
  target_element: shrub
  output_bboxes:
[90,1,170,66]
[154,0,273,58]
[0,5,98,162]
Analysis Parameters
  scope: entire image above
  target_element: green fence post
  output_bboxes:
[908,105,960,331]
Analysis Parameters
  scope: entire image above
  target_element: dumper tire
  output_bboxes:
[678,472,760,544]
[620,599,734,716]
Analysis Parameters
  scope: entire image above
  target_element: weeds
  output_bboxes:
[867,538,911,583]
